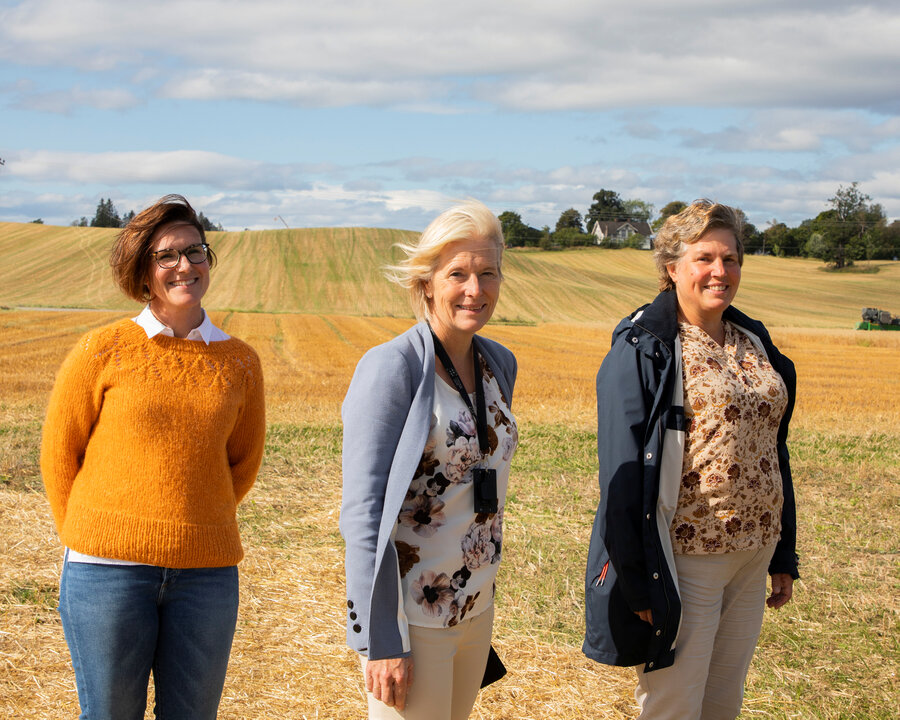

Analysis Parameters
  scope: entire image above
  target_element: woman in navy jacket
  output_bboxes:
[584,200,799,719]
[341,200,517,719]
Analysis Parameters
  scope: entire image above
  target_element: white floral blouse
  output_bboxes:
[670,320,788,555]
[394,356,518,628]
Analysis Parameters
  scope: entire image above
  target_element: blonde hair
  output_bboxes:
[385,200,504,321]
[653,199,744,291]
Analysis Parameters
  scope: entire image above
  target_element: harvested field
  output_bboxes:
[1,308,899,718]
[3,222,900,328]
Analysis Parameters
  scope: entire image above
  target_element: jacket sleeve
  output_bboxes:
[39,333,105,535]
[339,345,415,658]
[769,348,800,579]
[596,335,654,612]
[227,348,266,505]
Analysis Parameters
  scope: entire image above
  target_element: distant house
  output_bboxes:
[590,220,653,249]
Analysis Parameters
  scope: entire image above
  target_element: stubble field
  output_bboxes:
[1,305,898,719]
[2,221,899,718]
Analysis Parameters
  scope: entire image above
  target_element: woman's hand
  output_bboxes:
[635,609,653,624]
[365,656,414,710]
[766,573,794,609]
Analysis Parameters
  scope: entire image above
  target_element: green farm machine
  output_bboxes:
[856,307,900,331]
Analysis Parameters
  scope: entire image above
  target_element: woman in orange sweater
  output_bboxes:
[41,194,266,720]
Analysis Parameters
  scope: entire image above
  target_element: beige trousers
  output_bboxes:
[635,545,776,720]
[363,605,494,720]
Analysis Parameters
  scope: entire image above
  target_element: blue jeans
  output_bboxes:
[59,558,239,720]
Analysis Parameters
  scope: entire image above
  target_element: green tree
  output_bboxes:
[736,209,762,254]
[622,199,655,223]
[861,218,900,260]
[91,198,122,228]
[498,211,541,247]
[30,218,44,224]
[803,231,829,260]
[552,227,594,247]
[198,211,224,232]
[623,233,646,249]
[585,189,626,230]
[538,225,553,251]
[763,222,793,256]
[653,200,687,231]
[806,183,885,268]
[71,217,89,227]
[803,210,865,267]
[555,208,584,233]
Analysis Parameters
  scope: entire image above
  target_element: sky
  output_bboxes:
[1,0,899,232]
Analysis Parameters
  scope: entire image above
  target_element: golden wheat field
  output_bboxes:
[4,221,900,328]
[1,305,899,719]
[2,218,899,720]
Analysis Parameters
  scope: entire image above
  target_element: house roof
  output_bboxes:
[591,220,653,237]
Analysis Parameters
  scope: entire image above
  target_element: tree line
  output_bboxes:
[499,183,900,268]
[70,198,223,232]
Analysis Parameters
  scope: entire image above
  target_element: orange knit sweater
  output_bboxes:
[40,319,266,568]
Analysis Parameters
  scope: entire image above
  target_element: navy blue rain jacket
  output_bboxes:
[583,290,798,672]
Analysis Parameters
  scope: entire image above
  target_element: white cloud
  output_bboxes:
[4,129,899,231]
[4,150,341,191]
[671,109,899,154]
[160,70,437,107]
[13,86,139,113]
[2,0,899,112]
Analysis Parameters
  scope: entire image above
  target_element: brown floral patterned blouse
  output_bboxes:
[670,320,788,555]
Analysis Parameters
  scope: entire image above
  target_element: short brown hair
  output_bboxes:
[109,194,216,302]
[652,199,744,291]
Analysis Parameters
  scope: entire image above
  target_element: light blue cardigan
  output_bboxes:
[339,322,517,660]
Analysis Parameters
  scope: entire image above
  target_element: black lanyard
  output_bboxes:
[430,330,489,456]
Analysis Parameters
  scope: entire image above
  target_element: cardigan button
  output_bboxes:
[648,662,655,669]
[350,612,357,621]
[646,513,651,520]
[646,452,653,460]
[631,337,638,344]
[655,629,661,636]
[652,572,659,580]
[352,624,362,633]
[347,600,354,609]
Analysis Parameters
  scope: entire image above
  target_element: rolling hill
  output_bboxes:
[2,221,898,328]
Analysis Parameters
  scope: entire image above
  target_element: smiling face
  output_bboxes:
[667,227,741,329]
[424,239,501,344]
[146,223,210,321]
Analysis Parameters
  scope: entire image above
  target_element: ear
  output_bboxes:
[666,262,679,283]
[423,279,433,300]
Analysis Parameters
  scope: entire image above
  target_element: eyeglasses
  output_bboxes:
[151,243,211,269]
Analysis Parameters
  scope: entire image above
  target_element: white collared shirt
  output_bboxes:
[132,304,230,343]
[66,305,230,566]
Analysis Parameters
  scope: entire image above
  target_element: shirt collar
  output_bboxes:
[132,305,215,344]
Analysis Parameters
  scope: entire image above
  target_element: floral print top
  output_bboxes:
[394,356,518,628]
[670,320,788,555]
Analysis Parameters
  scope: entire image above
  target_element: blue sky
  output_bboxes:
[2,0,899,232]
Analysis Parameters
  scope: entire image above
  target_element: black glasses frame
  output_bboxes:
[151,243,211,269]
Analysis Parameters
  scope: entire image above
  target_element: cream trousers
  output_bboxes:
[363,605,494,720]
[636,545,776,720]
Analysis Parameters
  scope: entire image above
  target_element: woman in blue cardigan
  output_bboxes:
[340,200,518,720]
